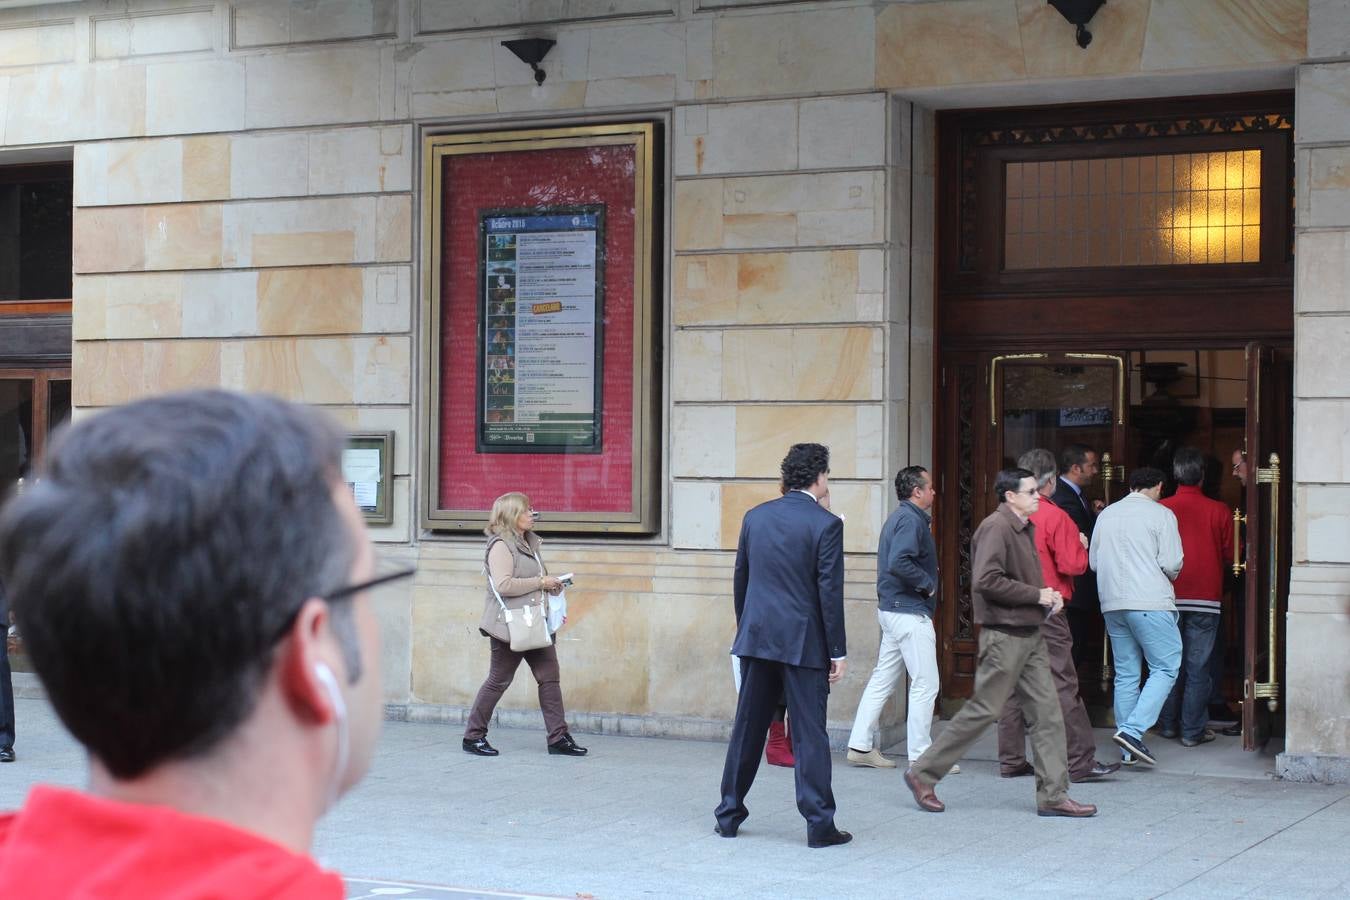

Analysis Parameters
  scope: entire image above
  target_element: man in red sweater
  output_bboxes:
[0,391,404,898]
[998,449,1120,782]
[1159,447,1235,746]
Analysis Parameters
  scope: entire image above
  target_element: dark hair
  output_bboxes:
[0,390,358,779]
[1129,467,1166,492]
[1058,443,1095,475]
[781,443,830,492]
[994,467,1035,502]
[895,465,929,501]
[1172,446,1205,486]
[1017,448,1057,488]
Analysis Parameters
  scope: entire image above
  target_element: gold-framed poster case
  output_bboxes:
[420,122,660,534]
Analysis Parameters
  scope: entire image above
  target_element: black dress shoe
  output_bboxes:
[1071,761,1121,782]
[1001,762,1034,778]
[462,737,499,756]
[1221,723,1242,737]
[548,733,588,756]
[807,829,853,849]
[713,824,737,838]
[0,746,13,763]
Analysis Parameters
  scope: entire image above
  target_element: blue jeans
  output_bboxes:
[1104,610,1182,741]
[1157,611,1220,740]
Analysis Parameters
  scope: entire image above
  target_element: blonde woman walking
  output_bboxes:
[462,492,587,757]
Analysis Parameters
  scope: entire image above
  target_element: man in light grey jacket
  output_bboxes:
[1088,467,1183,767]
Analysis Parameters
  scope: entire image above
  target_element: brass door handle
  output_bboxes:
[1100,452,1124,506]
[1232,507,1247,576]
[1252,452,1281,712]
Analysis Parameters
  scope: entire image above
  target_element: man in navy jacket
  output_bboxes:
[715,442,851,848]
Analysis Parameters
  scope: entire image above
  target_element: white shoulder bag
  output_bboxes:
[487,549,551,652]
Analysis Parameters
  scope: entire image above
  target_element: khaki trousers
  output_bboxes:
[913,627,1070,807]
[997,611,1098,779]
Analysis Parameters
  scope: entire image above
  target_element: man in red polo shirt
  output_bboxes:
[1158,446,1235,746]
[0,391,400,898]
[998,449,1120,782]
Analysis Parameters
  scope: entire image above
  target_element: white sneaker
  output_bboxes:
[846,747,897,768]
[948,763,961,775]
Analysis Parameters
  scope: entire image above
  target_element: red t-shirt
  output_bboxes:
[1028,494,1088,601]
[0,785,344,899]
[1160,484,1235,610]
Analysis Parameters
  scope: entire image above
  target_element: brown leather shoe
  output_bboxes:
[903,768,945,813]
[1037,797,1098,818]
[1000,761,1034,778]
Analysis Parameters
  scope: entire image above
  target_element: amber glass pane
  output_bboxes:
[1004,150,1262,269]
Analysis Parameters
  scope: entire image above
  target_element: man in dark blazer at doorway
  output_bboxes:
[715,442,851,848]
[1054,443,1102,666]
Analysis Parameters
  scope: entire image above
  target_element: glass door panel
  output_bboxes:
[47,377,70,435]
[1000,362,1116,510]
[0,378,33,487]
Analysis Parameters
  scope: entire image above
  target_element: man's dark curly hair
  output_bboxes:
[781,443,830,492]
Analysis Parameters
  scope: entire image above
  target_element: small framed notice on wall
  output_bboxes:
[344,431,393,526]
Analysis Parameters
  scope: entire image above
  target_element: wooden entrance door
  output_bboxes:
[1238,343,1292,749]
[936,350,1128,703]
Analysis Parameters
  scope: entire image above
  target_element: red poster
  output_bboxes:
[438,143,637,516]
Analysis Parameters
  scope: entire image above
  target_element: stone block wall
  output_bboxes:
[2,0,1346,760]
[1283,47,1350,782]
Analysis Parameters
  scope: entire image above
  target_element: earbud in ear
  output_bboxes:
[313,661,351,812]
[313,662,347,720]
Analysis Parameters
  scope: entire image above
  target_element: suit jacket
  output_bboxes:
[1052,476,1098,607]
[731,490,846,669]
[1052,477,1094,536]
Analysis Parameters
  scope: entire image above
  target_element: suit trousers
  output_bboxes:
[464,637,568,744]
[997,611,1097,778]
[716,656,837,841]
[914,627,1070,807]
[846,610,938,760]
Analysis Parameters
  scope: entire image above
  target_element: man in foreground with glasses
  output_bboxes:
[903,468,1097,818]
[0,390,408,898]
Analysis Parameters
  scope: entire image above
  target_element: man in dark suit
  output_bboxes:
[715,442,851,848]
[1053,443,1101,667]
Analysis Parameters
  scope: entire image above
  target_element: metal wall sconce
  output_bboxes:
[502,38,556,86]
[1048,0,1106,49]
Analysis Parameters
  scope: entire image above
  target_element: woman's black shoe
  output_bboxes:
[548,734,588,756]
[462,737,499,756]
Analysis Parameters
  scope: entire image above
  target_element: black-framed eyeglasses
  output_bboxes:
[270,565,416,646]
[322,565,416,602]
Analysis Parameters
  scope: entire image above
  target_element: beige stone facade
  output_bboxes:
[1,0,1346,780]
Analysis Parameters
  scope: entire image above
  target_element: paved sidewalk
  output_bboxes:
[3,697,1348,899]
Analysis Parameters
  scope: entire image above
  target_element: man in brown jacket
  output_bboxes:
[903,468,1098,818]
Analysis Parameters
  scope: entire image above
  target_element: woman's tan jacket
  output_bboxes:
[479,530,550,643]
